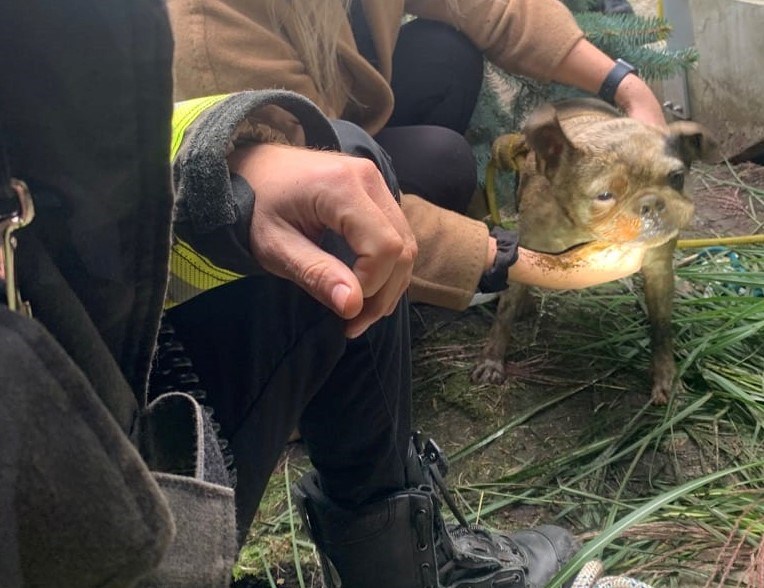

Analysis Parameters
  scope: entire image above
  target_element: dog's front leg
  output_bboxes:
[641,241,679,404]
[472,282,533,385]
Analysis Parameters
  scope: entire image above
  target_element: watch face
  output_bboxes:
[616,58,637,74]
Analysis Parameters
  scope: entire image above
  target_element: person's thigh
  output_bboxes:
[333,119,477,213]
[388,18,484,134]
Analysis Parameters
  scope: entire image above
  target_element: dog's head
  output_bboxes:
[523,99,716,248]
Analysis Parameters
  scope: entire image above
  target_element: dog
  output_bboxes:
[472,98,715,404]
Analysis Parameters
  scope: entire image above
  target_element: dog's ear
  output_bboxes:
[523,103,577,178]
[666,121,718,166]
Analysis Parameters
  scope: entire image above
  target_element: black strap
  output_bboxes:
[478,226,520,294]
[598,59,637,106]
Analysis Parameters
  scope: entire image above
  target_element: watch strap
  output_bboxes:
[598,58,637,105]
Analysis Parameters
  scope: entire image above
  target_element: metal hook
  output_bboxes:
[1,178,35,316]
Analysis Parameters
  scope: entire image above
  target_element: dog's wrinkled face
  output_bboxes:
[524,102,716,249]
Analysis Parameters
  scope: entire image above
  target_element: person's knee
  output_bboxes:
[331,119,400,199]
[416,126,477,212]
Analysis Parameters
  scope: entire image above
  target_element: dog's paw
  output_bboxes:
[650,360,680,405]
[471,359,506,385]
[651,377,683,405]
[650,385,669,406]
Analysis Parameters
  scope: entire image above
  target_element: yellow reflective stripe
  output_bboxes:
[171,94,230,161]
[165,236,244,308]
[167,94,242,309]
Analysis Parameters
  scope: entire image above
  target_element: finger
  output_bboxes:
[314,159,415,298]
[344,250,414,338]
[253,220,365,320]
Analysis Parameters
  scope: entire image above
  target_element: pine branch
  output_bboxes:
[576,13,672,45]
[618,46,699,80]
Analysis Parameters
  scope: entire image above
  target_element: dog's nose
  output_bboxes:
[636,194,666,217]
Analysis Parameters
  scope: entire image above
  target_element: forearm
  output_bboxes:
[551,38,666,128]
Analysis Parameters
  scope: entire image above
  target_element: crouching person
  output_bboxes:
[167,91,578,587]
[0,1,576,586]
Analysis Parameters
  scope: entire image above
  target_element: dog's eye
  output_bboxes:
[595,192,614,202]
[668,170,685,191]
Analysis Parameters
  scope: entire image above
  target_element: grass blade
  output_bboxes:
[284,459,306,588]
[545,462,761,588]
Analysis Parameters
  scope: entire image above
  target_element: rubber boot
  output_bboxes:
[293,436,579,588]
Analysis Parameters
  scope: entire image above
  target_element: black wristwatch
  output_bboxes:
[598,58,637,105]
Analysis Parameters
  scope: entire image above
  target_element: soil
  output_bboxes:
[684,162,764,239]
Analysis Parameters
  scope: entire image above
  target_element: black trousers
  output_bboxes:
[166,123,412,541]
[373,18,484,214]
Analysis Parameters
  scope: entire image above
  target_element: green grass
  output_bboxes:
[445,244,764,587]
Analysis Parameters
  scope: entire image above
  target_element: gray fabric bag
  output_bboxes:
[0,307,238,587]
[134,392,238,587]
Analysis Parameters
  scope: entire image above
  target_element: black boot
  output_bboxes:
[293,436,579,588]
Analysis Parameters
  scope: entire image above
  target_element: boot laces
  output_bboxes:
[412,434,526,586]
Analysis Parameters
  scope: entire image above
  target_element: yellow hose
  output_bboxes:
[484,160,502,225]
[676,234,764,249]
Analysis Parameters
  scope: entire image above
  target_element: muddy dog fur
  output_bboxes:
[472,98,716,404]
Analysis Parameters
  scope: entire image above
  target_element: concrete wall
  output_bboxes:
[684,0,764,158]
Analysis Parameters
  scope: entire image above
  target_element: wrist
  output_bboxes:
[613,74,667,128]
[227,142,291,191]
[613,73,649,111]
[598,58,637,105]
[478,227,519,294]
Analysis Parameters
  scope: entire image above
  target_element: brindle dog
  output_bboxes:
[472,98,716,404]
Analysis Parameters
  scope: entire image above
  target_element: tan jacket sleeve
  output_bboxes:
[401,194,490,310]
[405,0,584,82]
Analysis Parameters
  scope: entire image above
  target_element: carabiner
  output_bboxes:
[1,178,35,316]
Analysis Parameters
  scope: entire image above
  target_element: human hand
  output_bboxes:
[228,143,417,338]
[614,74,667,130]
[550,39,667,130]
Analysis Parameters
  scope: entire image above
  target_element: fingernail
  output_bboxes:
[331,284,351,314]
